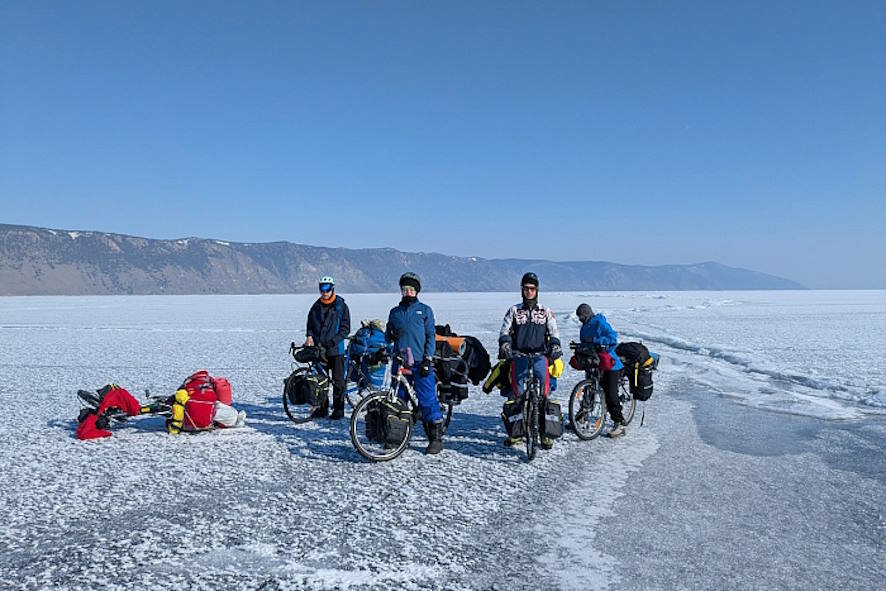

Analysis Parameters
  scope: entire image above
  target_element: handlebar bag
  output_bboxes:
[295,346,321,363]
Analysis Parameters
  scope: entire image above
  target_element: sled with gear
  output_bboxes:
[76,384,171,440]
[76,371,246,440]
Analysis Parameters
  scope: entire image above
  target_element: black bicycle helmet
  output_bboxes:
[521,272,539,287]
[399,272,421,293]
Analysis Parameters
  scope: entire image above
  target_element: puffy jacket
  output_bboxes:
[306,295,351,357]
[499,302,562,358]
[386,299,435,364]
[579,313,624,371]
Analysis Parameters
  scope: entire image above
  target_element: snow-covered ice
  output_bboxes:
[0,291,883,589]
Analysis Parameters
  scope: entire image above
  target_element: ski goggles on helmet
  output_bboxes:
[319,283,334,293]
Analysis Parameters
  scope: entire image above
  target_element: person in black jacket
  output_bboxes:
[304,275,351,419]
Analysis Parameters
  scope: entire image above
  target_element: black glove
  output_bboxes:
[420,357,432,377]
[498,342,512,360]
[323,339,336,351]
[549,343,563,360]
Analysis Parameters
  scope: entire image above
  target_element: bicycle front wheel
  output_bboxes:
[524,394,538,462]
[569,379,606,441]
[282,369,318,424]
[349,391,414,462]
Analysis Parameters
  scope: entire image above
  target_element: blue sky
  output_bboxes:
[1,1,884,288]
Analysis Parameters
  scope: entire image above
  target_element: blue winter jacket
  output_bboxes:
[579,313,624,371]
[386,299,436,365]
[306,296,350,357]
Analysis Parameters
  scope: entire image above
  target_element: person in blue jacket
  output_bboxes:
[385,272,443,454]
[576,303,626,437]
[304,275,351,419]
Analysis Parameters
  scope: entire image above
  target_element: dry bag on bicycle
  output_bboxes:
[284,370,328,406]
[615,342,655,401]
[543,399,564,438]
[501,398,525,439]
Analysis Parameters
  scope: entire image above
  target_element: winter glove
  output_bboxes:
[549,357,565,378]
[419,357,432,377]
[323,339,336,351]
[498,341,512,360]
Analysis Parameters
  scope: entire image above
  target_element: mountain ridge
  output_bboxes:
[0,223,805,295]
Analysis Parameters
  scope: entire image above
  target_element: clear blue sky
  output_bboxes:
[2,1,884,288]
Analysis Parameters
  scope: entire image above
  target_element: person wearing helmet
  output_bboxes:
[385,272,444,454]
[498,272,563,449]
[576,303,626,437]
[305,275,351,419]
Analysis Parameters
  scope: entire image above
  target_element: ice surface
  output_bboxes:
[0,291,883,589]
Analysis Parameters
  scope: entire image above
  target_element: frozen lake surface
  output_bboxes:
[0,291,883,589]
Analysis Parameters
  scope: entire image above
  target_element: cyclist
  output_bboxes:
[385,272,444,455]
[576,303,626,437]
[498,272,563,449]
[304,275,351,419]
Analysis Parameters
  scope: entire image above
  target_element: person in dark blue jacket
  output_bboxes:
[576,303,626,437]
[385,272,443,454]
[305,275,351,419]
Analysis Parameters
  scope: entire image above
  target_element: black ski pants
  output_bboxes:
[320,355,346,411]
[602,368,624,424]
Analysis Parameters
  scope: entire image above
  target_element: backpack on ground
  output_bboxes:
[615,342,655,401]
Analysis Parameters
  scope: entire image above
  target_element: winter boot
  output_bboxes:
[330,397,345,420]
[309,402,329,419]
[607,422,625,438]
[540,436,554,450]
[503,435,522,447]
[424,421,443,455]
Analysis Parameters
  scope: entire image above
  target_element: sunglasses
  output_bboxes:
[521,284,537,291]
[400,286,416,294]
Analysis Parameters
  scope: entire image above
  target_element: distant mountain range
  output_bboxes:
[0,224,804,295]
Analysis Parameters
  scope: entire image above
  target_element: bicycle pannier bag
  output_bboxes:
[284,371,328,406]
[380,398,412,446]
[501,398,524,439]
[631,360,654,401]
[364,399,383,442]
[543,399,564,438]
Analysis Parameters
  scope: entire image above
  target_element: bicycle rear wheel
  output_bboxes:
[619,381,637,426]
[569,379,606,441]
[436,382,453,434]
[349,391,413,462]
